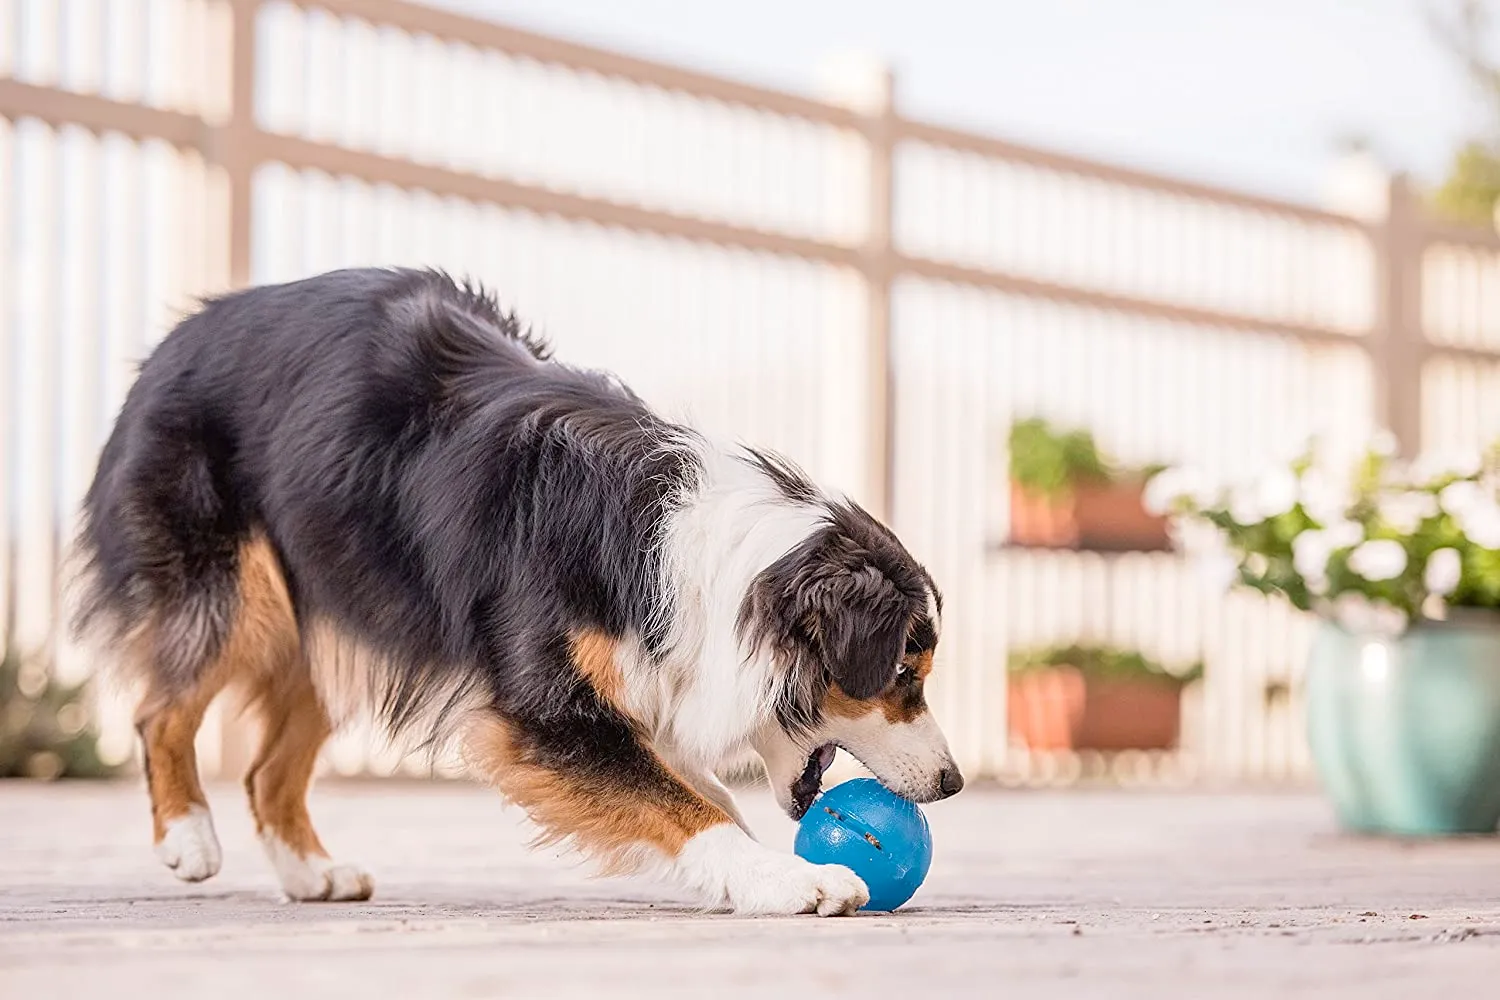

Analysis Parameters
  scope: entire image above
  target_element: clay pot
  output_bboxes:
[1007,666,1183,752]
[1008,481,1169,553]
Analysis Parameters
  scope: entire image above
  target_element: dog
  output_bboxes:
[70,267,961,916]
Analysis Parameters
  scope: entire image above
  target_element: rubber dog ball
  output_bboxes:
[794,778,932,911]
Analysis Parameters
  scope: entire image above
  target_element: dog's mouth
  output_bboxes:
[788,743,839,819]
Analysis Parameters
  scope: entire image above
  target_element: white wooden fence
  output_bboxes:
[3,0,1498,784]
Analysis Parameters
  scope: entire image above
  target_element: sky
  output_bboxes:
[430,0,1491,207]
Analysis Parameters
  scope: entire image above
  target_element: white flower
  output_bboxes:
[1143,467,1206,516]
[1223,467,1302,524]
[1293,521,1362,590]
[1413,451,1482,483]
[1171,520,1237,592]
[1440,480,1485,517]
[1424,548,1462,596]
[1370,603,1409,636]
[1255,469,1299,520]
[1347,539,1408,581]
[1189,476,1223,507]
[1142,470,1177,516]
[1450,453,1483,478]
[1458,499,1500,549]
[1369,430,1399,458]
[1293,534,1329,586]
[1229,484,1265,526]
[1332,593,1408,637]
[1297,469,1348,524]
[1377,491,1439,534]
[1292,534,1329,582]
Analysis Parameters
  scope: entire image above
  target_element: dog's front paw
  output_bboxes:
[727,853,870,916]
[677,824,869,916]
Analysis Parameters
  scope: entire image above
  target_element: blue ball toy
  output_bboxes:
[794,778,932,911]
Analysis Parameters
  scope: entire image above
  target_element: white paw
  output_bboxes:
[322,863,376,902]
[260,833,375,902]
[155,805,223,882]
[726,854,869,916]
[676,824,869,917]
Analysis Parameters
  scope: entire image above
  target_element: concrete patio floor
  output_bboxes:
[2,779,1499,998]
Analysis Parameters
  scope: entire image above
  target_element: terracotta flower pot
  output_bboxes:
[1008,482,1079,548]
[1008,666,1183,752]
[1072,481,1171,552]
[1008,481,1169,552]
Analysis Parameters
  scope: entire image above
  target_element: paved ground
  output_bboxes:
[2,780,1499,998]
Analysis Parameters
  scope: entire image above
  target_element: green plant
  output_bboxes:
[1426,2,1500,224]
[1008,644,1204,686]
[1432,141,1500,225]
[0,646,120,780]
[1008,418,1112,499]
[1149,437,1500,634]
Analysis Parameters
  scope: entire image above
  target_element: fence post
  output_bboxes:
[1372,174,1425,457]
[863,72,897,526]
[820,58,897,522]
[212,0,261,779]
[216,0,258,290]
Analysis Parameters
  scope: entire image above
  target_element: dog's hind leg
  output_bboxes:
[136,668,231,883]
[244,662,373,902]
[132,533,306,887]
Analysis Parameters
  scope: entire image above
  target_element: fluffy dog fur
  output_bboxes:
[71,267,961,915]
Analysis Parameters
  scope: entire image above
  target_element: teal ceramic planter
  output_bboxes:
[1305,615,1500,836]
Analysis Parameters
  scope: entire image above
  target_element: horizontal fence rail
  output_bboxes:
[3,0,1497,785]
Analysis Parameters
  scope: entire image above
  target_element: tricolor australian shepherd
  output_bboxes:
[71,267,961,916]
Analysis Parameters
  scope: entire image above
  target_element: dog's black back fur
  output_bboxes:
[75,268,697,736]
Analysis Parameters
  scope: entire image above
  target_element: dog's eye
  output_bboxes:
[904,634,923,656]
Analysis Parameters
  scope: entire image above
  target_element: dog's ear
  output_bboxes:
[802,563,909,700]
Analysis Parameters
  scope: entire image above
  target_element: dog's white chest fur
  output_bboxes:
[622,445,830,771]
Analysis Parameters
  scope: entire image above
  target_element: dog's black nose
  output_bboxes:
[938,766,964,797]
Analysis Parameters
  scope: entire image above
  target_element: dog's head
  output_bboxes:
[740,495,962,819]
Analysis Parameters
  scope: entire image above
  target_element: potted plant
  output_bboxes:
[1007,644,1202,752]
[1008,418,1170,551]
[1,646,119,780]
[1150,439,1500,835]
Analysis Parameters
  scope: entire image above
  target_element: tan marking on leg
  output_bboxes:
[137,684,223,843]
[135,535,298,834]
[244,662,373,902]
[464,714,729,872]
[244,668,333,859]
[131,534,299,881]
[570,629,624,710]
[233,534,299,661]
[215,539,373,901]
